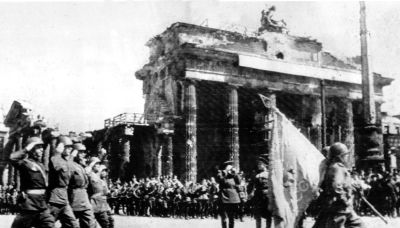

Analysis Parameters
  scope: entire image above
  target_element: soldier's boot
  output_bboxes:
[228,218,234,228]
[221,220,227,228]
[107,210,114,228]
[255,216,262,228]
[266,216,272,228]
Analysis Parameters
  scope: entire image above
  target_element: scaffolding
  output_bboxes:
[104,113,166,128]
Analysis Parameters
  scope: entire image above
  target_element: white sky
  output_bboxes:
[1,1,400,133]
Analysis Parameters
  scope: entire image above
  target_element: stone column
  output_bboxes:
[8,142,16,186]
[157,145,162,177]
[343,99,355,167]
[16,135,22,190]
[228,86,240,170]
[116,137,131,182]
[310,96,322,150]
[185,82,197,183]
[165,136,173,177]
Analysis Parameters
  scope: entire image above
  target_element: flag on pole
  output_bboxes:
[264,101,325,228]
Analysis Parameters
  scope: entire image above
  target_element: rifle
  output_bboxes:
[360,196,388,224]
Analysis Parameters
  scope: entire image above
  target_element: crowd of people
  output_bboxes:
[105,175,254,220]
[0,184,18,215]
[3,133,399,228]
[101,170,400,220]
[107,176,223,219]
[352,168,400,217]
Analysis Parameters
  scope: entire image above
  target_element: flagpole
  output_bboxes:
[358,1,383,169]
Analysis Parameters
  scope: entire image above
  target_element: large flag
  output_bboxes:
[264,99,325,228]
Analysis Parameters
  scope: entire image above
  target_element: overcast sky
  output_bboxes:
[1,1,400,133]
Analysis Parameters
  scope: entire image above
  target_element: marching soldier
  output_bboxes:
[69,143,97,228]
[100,165,114,228]
[313,142,365,228]
[248,155,271,228]
[9,136,55,228]
[89,160,113,228]
[216,160,241,228]
[48,135,79,228]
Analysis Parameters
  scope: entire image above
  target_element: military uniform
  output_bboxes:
[48,154,79,228]
[249,170,272,228]
[209,181,220,219]
[70,161,96,228]
[217,168,241,228]
[196,183,209,219]
[313,162,365,228]
[9,149,55,228]
[89,171,113,228]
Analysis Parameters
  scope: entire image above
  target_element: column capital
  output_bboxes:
[227,83,240,90]
[182,79,198,87]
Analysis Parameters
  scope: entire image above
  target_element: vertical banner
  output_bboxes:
[268,107,325,228]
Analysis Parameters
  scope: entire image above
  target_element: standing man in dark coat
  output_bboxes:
[248,155,271,228]
[216,160,241,228]
[313,142,365,228]
[48,136,79,228]
[9,136,55,228]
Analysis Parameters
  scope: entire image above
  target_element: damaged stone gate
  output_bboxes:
[126,22,392,183]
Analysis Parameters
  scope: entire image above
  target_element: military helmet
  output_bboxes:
[51,130,61,138]
[25,137,44,151]
[329,142,349,158]
[89,156,101,164]
[58,135,73,146]
[73,143,86,151]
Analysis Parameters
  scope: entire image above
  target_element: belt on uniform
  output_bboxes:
[91,193,103,198]
[91,193,107,199]
[25,189,46,195]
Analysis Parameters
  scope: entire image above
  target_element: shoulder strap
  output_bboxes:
[26,159,48,187]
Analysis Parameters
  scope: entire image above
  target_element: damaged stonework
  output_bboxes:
[257,32,321,66]
[1,101,52,186]
[178,33,235,48]
[136,22,393,182]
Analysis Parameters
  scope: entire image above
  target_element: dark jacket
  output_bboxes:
[48,154,73,205]
[217,171,241,204]
[69,162,92,211]
[10,150,48,211]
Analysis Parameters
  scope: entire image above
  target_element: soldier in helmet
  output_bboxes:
[248,155,271,228]
[88,159,112,228]
[9,136,55,228]
[48,135,79,228]
[313,142,365,228]
[69,143,97,228]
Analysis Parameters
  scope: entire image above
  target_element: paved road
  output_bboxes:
[0,214,396,228]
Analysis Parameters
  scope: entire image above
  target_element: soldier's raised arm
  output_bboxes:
[9,149,28,165]
[9,137,42,165]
